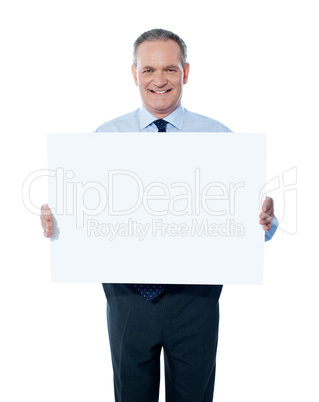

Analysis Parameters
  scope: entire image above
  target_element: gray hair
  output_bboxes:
[133,28,187,68]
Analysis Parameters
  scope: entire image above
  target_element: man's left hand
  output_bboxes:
[259,196,274,231]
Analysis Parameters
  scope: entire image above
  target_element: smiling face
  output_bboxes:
[132,40,190,119]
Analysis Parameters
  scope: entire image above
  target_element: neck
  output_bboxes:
[144,104,180,119]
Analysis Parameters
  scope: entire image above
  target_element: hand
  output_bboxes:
[259,196,274,231]
[40,204,53,238]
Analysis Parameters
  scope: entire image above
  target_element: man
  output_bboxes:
[41,29,277,402]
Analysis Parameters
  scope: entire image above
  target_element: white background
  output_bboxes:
[1,0,318,401]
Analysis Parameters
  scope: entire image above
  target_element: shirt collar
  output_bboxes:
[139,104,184,131]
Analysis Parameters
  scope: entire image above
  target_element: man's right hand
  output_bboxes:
[40,204,53,238]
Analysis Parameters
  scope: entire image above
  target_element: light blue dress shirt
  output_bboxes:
[96,104,278,241]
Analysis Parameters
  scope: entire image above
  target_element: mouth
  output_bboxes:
[149,89,172,94]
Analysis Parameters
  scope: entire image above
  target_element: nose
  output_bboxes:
[153,71,168,87]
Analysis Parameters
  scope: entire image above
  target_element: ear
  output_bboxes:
[183,63,190,85]
[131,65,138,86]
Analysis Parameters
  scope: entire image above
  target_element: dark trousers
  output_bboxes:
[102,284,223,402]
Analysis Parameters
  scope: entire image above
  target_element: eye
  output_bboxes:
[143,69,153,74]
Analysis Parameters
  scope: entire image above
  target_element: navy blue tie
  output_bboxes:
[134,119,168,300]
[134,284,165,301]
[153,119,168,132]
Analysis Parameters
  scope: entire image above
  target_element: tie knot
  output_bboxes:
[153,119,168,132]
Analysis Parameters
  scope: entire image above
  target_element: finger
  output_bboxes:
[44,221,53,231]
[41,204,52,214]
[259,220,271,230]
[263,223,271,231]
[262,203,273,213]
[262,197,274,212]
[41,214,52,228]
[260,211,274,220]
[40,212,50,222]
[259,215,274,225]
[260,206,274,217]
[41,204,48,212]
[44,226,53,237]
[43,230,51,238]
[262,207,274,217]
[42,209,52,221]
[41,215,52,226]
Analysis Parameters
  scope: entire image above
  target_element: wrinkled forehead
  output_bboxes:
[135,40,183,68]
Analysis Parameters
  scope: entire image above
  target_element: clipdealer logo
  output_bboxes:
[22,167,247,240]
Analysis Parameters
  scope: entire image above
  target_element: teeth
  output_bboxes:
[152,90,169,93]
